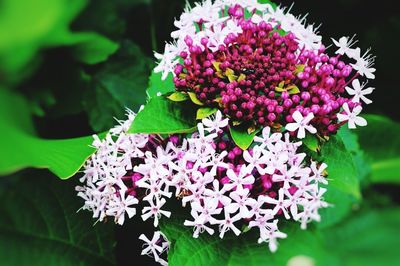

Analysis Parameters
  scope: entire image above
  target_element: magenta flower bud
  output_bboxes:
[329,57,338,65]
[328,124,336,132]
[228,151,236,160]
[267,113,276,121]
[205,68,214,75]
[292,95,300,104]
[180,51,188,58]
[184,35,193,46]
[325,77,335,87]
[276,105,284,113]
[284,99,293,108]
[311,104,320,113]
[336,61,345,69]
[320,55,329,62]
[281,91,289,99]
[267,105,275,112]
[301,92,311,101]
[201,37,209,46]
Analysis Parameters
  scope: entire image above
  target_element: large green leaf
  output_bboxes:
[128,96,197,134]
[83,41,153,131]
[0,89,95,179]
[229,126,257,150]
[356,115,400,184]
[0,0,118,83]
[0,174,115,265]
[146,71,175,99]
[161,209,400,266]
[321,134,361,200]
[316,130,363,228]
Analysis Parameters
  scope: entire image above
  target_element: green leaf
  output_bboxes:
[188,92,204,106]
[258,0,277,9]
[161,208,400,266]
[83,41,152,132]
[302,134,319,152]
[72,33,119,64]
[196,107,218,120]
[128,96,197,134]
[168,92,189,102]
[324,208,400,266]
[321,134,361,200]
[146,71,175,99]
[356,115,400,184]
[317,186,358,229]
[0,174,115,265]
[230,125,257,150]
[0,89,95,179]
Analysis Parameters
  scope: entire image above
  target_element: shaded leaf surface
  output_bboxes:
[129,96,197,134]
[0,89,95,179]
[161,209,400,266]
[356,115,400,183]
[83,41,152,131]
[0,174,116,266]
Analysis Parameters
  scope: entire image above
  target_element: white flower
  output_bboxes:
[285,111,317,139]
[154,43,179,80]
[243,146,269,174]
[139,231,168,263]
[184,211,215,238]
[141,198,171,227]
[349,48,376,79]
[337,103,367,129]
[203,179,232,207]
[188,123,217,155]
[257,220,287,253]
[225,167,255,191]
[202,151,229,176]
[310,162,328,185]
[225,188,257,219]
[253,126,282,148]
[272,164,297,189]
[202,110,229,133]
[261,188,291,219]
[212,210,242,238]
[331,36,358,56]
[345,79,374,104]
[136,178,172,202]
[107,193,138,225]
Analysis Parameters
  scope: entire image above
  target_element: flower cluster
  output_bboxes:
[75,1,376,265]
[77,109,328,259]
[155,0,375,137]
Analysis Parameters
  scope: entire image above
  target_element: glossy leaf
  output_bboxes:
[196,107,218,120]
[83,41,152,132]
[168,92,189,102]
[303,134,319,152]
[321,134,361,200]
[161,208,400,266]
[0,89,95,179]
[0,174,115,265]
[146,71,175,99]
[230,125,257,150]
[356,115,400,184]
[128,96,197,134]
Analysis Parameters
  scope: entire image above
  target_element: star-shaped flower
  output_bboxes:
[345,79,374,104]
[285,111,317,139]
[337,103,367,129]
